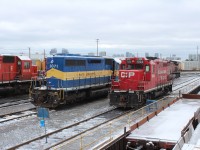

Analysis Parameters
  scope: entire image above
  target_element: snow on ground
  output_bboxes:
[0,98,112,149]
[0,103,35,116]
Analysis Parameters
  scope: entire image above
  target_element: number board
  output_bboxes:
[136,60,143,64]
[126,59,132,64]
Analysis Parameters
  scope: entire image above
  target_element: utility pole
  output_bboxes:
[44,49,46,59]
[197,46,199,70]
[28,47,31,58]
[96,39,99,56]
[197,46,199,61]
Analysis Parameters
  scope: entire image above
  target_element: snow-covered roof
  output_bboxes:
[1,54,31,60]
[114,58,122,64]
[17,56,31,60]
[1,54,13,56]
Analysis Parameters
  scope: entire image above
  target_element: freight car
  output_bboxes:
[110,57,174,108]
[171,60,181,78]
[30,54,118,108]
[0,55,38,95]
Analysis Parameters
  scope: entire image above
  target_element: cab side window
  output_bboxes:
[24,62,30,69]
[145,65,150,72]
[121,64,126,70]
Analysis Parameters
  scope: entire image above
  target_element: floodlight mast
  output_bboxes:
[96,39,99,56]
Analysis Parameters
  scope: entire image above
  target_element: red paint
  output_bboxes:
[112,57,174,91]
[0,55,38,82]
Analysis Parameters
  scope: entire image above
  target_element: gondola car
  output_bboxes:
[110,57,173,108]
[0,55,38,95]
[30,54,118,108]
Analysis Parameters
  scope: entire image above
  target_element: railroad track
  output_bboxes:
[0,99,31,109]
[172,77,197,88]
[3,74,200,149]
[7,107,134,150]
[0,108,36,124]
[49,78,200,150]
[172,77,200,93]
[0,95,29,105]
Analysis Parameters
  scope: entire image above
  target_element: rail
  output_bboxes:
[172,77,200,97]
[51,97,176,150]
[7,107,117,150]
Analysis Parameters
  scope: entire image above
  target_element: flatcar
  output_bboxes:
[30,54,118,108]
[110,57,174,108]
[0,55,38,95]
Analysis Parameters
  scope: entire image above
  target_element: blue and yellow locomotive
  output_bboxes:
[31,54,118,108]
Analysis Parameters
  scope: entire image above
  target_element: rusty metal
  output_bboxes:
[182,94,200,99]
[101,97,179,150]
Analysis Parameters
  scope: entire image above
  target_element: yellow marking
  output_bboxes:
[46,68,113,80]
[114,70,119,76]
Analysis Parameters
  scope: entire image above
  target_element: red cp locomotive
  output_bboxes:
[0,55,38,95]
[110,57,173,108]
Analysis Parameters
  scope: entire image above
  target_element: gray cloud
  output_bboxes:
[0,0,200,58]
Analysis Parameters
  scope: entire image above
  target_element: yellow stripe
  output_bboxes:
[46,68,113,80]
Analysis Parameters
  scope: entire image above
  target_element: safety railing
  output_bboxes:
[53,96,177,150]
[52,79,200,150]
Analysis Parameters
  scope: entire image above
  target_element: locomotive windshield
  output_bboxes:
[120,64,144,70]
[3,56,15,63]
[127,64,134,69]
[135,64,143,70]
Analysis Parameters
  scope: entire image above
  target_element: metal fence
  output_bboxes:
[53,79,200,150]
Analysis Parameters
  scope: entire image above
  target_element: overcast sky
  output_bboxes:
[0,0,200,58]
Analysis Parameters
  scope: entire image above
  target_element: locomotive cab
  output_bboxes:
[112,57,152,92]
[16,56,37,80]
[0,55,38,95]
